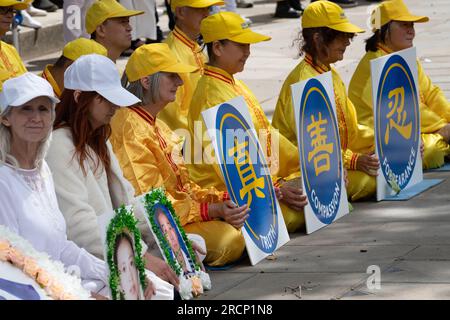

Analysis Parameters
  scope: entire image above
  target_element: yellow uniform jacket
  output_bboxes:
[110,106,227,226]
[272,55,374,171]
[0,41,26,83]
[187,64,301,190]
[161,27,207,131]
[349,44,450,134]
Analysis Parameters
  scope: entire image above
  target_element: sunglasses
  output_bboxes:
[0,7,17,15]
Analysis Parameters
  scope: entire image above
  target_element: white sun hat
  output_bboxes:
[64,54,141,107]
[0,72,60,113]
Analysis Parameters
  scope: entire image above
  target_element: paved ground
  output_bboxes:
[23,0,450,300]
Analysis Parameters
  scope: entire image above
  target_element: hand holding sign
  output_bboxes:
[356,153,380,176]
[209,201,250,229]
[437,124,450,144]
[279,184,308,212]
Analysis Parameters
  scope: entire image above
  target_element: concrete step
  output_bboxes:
[4,9,64,61]
[14,0,281,62]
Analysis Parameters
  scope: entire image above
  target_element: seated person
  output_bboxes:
[187,12,308,231]
[349,0,450,170]
[272,1,378,201]
[111,43,248,267]
[45,54,183,299]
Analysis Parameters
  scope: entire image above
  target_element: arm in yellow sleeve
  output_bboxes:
[343,148,360,171]
[272,80,298,145]
[358,80,376,129]
[116,136,164,196]
[418,61,450,122]
[269,126,301,182]
[180,164,226,204]
[346,97,375,154]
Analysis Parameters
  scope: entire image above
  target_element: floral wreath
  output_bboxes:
[106,205,147,300]
[0,225,90,300]
[142,188,201,276]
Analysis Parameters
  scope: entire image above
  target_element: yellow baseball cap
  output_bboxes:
[85,0,144,34]
[302,1,365,33]
[171,0,224,12]
[62,38,108,61]
[201,12,271,44]
[125,43,198,82]
[0,0,30,10]
[370,0,429,30]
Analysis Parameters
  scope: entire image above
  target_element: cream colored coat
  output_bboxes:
[46,128,155,259]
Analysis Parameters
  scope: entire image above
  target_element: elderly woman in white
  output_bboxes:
[0,72,174,300]
[0,73,108,297]
[45,54,208,299]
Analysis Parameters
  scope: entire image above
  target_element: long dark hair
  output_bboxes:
[365,22,392,52]
[54,89,112,175]
[294,27,355,65]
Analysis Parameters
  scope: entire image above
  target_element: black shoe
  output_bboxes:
[50,0,63,9]
[328,0,359,7]
[274,8,300,18]
[33,0,58,12]
[288,0,304,12]
[275,0,300,18]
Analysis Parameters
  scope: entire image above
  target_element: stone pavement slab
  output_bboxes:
[207,273,368,300]
[20,0,450,300]
[340,283,450,300]
[226,245,416,274]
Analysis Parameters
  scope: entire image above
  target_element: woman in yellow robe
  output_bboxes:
[349,0,450,170]
[110,43,250,267]
[187,12,308,232]
[272,1,378,202]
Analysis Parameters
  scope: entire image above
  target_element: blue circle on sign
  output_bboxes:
[216,103,278,253]
[299,78,342,225]
[375,54,419,190]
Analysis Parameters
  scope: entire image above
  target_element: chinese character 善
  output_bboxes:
[307,112,334,176]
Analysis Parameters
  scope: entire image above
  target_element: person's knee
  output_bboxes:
[279,203,305,233]
[348,172,376,202]
[423,144,446,169]
[204,224,245,267]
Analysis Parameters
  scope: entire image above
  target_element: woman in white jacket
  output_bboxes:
[46,54,184,299]
[0,72,109,297]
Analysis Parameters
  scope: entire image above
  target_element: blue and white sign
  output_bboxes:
[202,96,289,265]
[291,72,349,234]
[371,47,423,201]
[0,261,48,300]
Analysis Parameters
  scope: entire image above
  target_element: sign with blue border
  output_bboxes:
[202,96,289,265]
[291,72,349,234]
[370,47,423,200]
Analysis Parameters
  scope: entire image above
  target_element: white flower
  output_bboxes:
[179,276,194,300]
[199,271,212,291]
[0,225,91,300]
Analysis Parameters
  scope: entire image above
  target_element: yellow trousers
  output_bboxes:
[184,202,305,266]
[279,202,305,233]
[347,170,376,201]
[422,133,450,169]
[184,220,245,267]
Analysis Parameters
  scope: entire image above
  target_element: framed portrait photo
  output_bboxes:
[104,205,147,300]
[141,188,211,300]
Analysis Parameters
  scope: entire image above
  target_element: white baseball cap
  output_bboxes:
[64,54,141,107]
[0,72,60,113]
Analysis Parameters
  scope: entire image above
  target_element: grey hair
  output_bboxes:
[0,103,56,169]
[121,72,161,105]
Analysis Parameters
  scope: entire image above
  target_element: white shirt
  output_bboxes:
[0,162,107,293]
[46,128,155,259]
